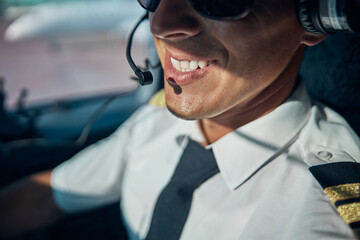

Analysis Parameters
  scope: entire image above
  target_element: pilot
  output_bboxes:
[1,0,360,239]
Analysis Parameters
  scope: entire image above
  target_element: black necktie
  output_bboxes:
[145,139,220,240]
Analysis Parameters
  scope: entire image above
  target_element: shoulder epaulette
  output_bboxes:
[310,162,360,239]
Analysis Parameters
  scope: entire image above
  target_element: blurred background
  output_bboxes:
[0,0,150,108]
[0,3,158,239]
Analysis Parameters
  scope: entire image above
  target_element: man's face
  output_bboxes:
[150,0,308,121]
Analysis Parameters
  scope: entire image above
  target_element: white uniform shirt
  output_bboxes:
[51,82,360,240]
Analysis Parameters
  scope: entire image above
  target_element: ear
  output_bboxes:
[300,32,328,46]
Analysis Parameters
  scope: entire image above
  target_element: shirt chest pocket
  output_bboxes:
[121,189,149,238]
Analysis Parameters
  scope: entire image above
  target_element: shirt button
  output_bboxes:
[317,151,333,161]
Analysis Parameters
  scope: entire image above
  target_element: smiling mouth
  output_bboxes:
[170,57,215,72]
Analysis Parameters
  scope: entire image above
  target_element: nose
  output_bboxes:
[149,0,201,40]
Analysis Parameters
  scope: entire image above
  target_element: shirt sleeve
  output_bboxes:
[51,106,147,214]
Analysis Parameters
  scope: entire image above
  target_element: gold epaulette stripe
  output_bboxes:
[149,89,166,107]
[324,183,360,204]
[337,202,360,225]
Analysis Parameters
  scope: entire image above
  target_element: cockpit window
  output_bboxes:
[0,0,150,108]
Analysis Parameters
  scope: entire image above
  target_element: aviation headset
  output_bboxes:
[297,0,360,34]
[127,0,360,85]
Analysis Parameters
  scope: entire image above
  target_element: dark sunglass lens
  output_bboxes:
[191,0,252,20]
[137,0,160,12]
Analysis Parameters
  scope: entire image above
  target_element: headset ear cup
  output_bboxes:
[296,0,322,34]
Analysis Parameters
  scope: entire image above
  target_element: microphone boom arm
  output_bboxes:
[126,12,154,86]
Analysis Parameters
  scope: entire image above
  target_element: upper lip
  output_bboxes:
[166,47,215,62]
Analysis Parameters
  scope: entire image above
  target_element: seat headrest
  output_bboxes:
[300,33,360,136]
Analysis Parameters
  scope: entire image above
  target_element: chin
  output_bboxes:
[164,87,225,120]
[166,101,221,121]
[166,103,199,120]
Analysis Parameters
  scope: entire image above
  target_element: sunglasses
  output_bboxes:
[137,0,253,21]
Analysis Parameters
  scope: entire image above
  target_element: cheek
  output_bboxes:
[220,20,302,83]
[154,38,166,65]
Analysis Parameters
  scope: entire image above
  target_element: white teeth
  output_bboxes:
[180,60,190,69]
[171,57,181,71]
[198,61,208,69]
[190,60,198,70]
[170,57,211,72]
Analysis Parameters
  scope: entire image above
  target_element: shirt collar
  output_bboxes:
[177,82,312,190]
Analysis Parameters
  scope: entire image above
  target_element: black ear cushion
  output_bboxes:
[297,0,321,33]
